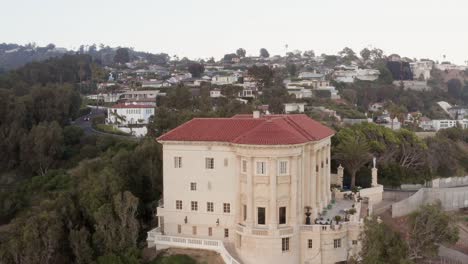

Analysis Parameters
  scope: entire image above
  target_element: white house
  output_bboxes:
[210,89,223,98]
[409,61,433,80]
[333,67,380,83]
[148,113,383,264]
[212,75,239,85]
[284,103,306,113]
[107,102,155,125]
[422,119,468,131]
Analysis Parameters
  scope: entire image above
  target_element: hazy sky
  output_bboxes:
[2,0,468,64]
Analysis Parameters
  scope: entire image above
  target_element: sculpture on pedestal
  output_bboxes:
[371,157,378,186]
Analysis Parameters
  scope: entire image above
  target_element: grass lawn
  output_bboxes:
[95,124,131,136]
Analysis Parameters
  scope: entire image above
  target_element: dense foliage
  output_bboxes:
[0,56,162,264]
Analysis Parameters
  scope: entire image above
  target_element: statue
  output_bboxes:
[372,157,378,186]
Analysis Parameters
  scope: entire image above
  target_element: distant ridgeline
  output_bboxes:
[0,43,170,72]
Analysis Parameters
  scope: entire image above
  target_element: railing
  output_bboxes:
[252,229,269,236]
[147,229,241,264]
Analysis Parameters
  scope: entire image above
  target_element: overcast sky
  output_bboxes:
[2,0,468,64]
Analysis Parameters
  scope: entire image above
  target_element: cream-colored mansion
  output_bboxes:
[147,113,383,264]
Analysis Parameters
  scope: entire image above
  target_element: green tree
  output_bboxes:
[360,48,371,61]
[20,121,64,175]
[187,62,205,78]
[407,201,459,260]
[333,129,371,188]
[114,48,130,64]
[259,48,270,58]
[360,217,412,264]
[236,48,246,58]
[69,228,94,264]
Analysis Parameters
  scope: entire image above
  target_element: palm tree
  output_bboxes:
[333,135,371,188]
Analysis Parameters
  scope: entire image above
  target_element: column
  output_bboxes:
[236,155,242,224]
[310,148,317,218]
[303,146,310,208]
[290,156,298,225]
[297,156,303,224]
[321,147,327,205]
[316,149,322,211]
[327,145,332,201]
[246,157,254,227]
[269,158,277,229]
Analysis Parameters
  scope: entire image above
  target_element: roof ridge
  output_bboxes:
[231,120,269,143]
[282,115,317,141]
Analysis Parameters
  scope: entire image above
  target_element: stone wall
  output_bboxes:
[392,186,468,218]
[432,176,468,188]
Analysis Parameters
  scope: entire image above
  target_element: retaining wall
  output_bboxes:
[392,186,468,218]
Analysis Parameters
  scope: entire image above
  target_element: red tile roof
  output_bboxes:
[158,114,334,145]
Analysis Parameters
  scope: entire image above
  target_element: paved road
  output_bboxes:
[72,107,139,141]
[72,107,106,135]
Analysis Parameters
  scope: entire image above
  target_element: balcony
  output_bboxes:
[235,224,294,237]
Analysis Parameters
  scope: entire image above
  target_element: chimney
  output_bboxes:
[253,111,260,119]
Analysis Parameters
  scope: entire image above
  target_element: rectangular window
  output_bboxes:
[243,205,247,221]
[258,207,266,225]
[176,200,182,210]
[242,160,247,173]
[208,227,213,236]
[192,226,197,235]
[223,203,231,213]
[207,202,214,212]
[334,239,341,248]
[256,161,266,175]
[190,182,197,191]
[177,224,181,234]
[174,157,182,168]
[191,201,198,211]
[282,237,290,252]
[205,157,214,169]
[224,228,229,238]
[352,240,357,245]
[308,239,313,249]
[278,160,288,175]
[279,207,286,224]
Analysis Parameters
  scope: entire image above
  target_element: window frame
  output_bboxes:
[224,228,229,238]
[190,182,197,191]
[279,206,287,225]
[255,161,267,175]
[191,201,198,211]
[176,200,183,210]
[241,159,247,174]
[207,202,214,212]
[174,156,182,168]
[205,157,215,169]
[223,203,231,213]
[257,207,266,225]
[282,237,290,252]
[308,239,313,249]
[278,160,289,175]
[334,239,341,248]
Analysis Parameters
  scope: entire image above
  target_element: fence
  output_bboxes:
[147,229,241,264]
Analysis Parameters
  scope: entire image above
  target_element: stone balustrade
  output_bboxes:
[147,228,242,264]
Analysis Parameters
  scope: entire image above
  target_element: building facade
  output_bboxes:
[107,102,155,125]
[149,113,373,264]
